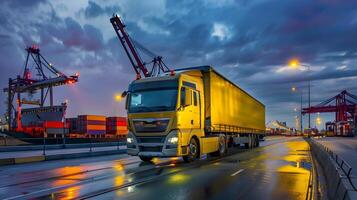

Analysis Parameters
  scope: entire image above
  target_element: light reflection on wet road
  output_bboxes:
[0,136,312,200]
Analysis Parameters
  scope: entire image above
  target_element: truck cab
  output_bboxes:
[125,71,218,162]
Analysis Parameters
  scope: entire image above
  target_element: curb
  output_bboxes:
[0,142,126,152]
[0,149,126,166]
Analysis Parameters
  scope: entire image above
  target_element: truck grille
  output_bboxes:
[137,137,165,143]
[133,118,169,133]
[139,146,163,152]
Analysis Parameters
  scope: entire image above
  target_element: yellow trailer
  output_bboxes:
[125,66,265,162]
[201,67,265,133]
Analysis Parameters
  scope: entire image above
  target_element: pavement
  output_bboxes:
[314,137,357,173]
[313,136,357,193]
[0,145,125,159]
[0,136,313,200]
[0,145,126,166]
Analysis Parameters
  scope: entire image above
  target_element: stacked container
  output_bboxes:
[106,117,128,137]
[66,118,79,134]
[78,115,106,137]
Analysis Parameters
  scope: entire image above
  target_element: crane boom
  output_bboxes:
[110,14,170,79]
[110,15,149,78]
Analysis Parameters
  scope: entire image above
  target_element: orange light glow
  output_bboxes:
[114,93,123,102]
[288,58,300,69]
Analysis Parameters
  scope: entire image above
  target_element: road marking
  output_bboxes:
[231,169,245,177]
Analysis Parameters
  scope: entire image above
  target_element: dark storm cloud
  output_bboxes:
[0,0,357,127]
[83,1,121,18]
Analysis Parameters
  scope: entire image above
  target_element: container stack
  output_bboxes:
[66,118,78,133]
[78,115,106,137]
[106,117,128,137]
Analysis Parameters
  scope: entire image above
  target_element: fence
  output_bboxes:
[308,138,356,200]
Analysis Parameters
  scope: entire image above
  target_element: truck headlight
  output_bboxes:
[126,132,135,144]
[168,136,178,144]
[127,137,134,144]
[166,130,178,144]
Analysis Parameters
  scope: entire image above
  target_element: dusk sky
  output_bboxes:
[1,0,357,129]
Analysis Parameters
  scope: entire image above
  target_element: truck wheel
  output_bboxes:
[183,138,199,163]
[256,137,260,147]
[209,135,227,157]
[244,134,251,149]
[139,156,153,162]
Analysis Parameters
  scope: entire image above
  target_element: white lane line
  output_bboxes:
[231,169,245,177]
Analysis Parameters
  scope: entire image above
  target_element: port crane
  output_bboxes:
[3,45,79,131]
[110,14,171,79]
[302,90,357,135]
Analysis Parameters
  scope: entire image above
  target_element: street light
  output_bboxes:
[114,93,123,102]
[288,58,311,129]
[291,86,303,133]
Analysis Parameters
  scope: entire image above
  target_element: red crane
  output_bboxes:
[302,90,357,136]
[3,45,79,131]
[110,14,171,79]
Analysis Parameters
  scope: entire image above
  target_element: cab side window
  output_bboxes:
[193,91,198,106]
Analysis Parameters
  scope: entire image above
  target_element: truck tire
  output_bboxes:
[183,137,199,163]
[139,156,153,162]
[244,134,251,149]
[209,134,227,157]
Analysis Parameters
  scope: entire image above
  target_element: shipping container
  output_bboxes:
[106,116,128,136]
[77,115,106,135]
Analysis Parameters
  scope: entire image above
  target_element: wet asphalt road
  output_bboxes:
[0,136,312,200]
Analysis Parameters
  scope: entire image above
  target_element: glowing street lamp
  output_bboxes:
[288,58,300,69]
[114,93,123,102]
[316,113,322,126]
[288,58,312,128]
[291,86,303,133]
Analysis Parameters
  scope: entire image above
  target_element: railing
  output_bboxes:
[311,139,356,191]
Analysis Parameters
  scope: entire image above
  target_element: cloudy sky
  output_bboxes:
[1,0,357,129]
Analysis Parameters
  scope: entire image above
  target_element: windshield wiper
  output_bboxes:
[134,106,154,112]
[152,106,172,111]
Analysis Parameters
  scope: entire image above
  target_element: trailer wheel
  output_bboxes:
[139,156,153,162]
[183,137,199,163]
[255,135,260,147]
[209,134,227,157]
[244,134,251,149]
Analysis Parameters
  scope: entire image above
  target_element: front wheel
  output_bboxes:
[139,156,153,162]
[183,138,199,163]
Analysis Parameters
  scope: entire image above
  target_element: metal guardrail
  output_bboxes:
[311,139,357,191]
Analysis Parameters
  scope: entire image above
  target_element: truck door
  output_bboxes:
[192,90,200,128]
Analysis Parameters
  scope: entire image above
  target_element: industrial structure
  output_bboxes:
[3,45,79,135]
[110,14,171,79]
[302,90,357,136]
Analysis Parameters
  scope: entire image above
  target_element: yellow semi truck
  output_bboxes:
[125,66,265,162]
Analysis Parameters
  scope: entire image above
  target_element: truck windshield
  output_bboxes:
[128,89,178,113]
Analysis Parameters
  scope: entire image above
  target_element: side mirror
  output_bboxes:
[123,91,130,110]
[180,87,192,107]
[121,91,128,98]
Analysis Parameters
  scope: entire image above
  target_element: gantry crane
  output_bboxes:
[302,90,357,136]
[110,14,171,79]
[3,45,79,131]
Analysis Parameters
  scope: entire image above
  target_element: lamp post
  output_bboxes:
[291,86,303,134]
[288,59,311,129]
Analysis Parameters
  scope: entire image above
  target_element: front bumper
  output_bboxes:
[127,131,178,157]
[127,147,177,157]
